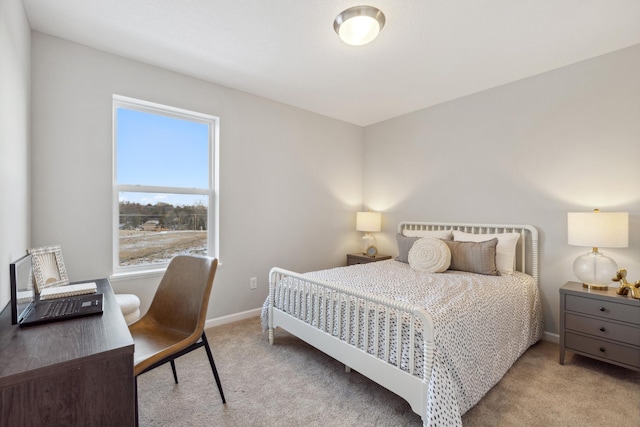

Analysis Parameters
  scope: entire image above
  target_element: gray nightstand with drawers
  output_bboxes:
[559,281,640,371]
[346,253,392,266]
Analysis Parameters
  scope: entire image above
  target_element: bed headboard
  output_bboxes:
[398,221,539,284]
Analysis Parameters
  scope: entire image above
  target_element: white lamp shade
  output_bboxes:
[356,212,381,232]
[567,212,628,248]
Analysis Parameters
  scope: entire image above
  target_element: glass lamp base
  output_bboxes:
[573,250,618,290]
[361,233,377,256]
[582,283,609,290]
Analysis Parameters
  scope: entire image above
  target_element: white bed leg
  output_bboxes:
[268,328,274,345]
[344,365,351,373]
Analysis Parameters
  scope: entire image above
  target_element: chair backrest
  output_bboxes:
[145,255,218,336]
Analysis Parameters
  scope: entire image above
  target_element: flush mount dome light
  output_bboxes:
[333,5,386,46]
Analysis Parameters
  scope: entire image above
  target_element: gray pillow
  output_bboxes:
[395,234,420,263]
[444,238,499,276]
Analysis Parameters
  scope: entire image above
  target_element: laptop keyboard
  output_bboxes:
[43,298,80,318]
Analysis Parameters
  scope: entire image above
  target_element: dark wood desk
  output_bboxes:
[0,278,135,426]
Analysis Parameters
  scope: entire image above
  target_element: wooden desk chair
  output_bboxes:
[129,255,226,424]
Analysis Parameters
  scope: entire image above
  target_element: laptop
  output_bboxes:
[10,254,103,326]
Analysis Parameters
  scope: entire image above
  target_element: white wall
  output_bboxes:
[0,0,30,310]
[30,33,363,318]
[20,26,640,336]
[363,44,640,335]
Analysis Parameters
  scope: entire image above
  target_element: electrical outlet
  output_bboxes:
[250,277,257,290]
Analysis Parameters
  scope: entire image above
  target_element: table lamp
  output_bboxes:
[356,211,381,256]
[567,209,628,290]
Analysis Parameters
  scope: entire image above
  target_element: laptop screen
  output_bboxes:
[10,254,35,325]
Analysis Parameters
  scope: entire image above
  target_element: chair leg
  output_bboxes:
[135,375,139,427]
[201,332,226,404]
[170,359,179,384]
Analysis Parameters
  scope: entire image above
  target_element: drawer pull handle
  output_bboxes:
[599,327,606,332]
[599,307,606,312]
[599,347,606,353]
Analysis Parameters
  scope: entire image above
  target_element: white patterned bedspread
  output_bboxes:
[262,259,543,425]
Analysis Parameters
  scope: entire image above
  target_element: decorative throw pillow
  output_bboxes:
[395,234,420,263]
[402,229,453,240]
[408,237,451,273]
[444,239,499,276]
[452,231,520,274]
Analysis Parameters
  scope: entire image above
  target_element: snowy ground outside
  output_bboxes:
[119,230,207,266]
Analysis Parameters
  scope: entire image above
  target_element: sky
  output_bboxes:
[116,107,210,207]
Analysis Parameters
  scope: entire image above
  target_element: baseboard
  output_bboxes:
[205,308,261,329]
[542,331,559,343]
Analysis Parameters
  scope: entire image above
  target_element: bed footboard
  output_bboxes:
[268,267,435,423]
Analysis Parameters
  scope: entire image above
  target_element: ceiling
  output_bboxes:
[22,0,640,126]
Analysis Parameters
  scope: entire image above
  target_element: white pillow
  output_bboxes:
[408,237,451,273]
[452,230,520,274]
[402,229,453,240]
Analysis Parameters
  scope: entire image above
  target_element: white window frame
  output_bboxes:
[112,95,219,277]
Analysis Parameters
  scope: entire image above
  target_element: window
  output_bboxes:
[113,95,219,274]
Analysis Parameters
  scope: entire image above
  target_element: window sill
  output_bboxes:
[110,268,166,282]
[109,260,222,283]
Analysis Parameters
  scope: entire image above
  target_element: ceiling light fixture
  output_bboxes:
[333,5,386,46]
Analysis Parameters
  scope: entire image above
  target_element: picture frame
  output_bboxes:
[27,245,69,292]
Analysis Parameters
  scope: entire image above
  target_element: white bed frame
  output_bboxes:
[268,221,539,426]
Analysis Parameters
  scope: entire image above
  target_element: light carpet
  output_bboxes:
[137,317,639,426]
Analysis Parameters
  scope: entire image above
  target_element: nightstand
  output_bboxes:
[347,253,392,266]
[559,281,640,371]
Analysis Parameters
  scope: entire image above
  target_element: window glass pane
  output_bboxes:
[116,108,209,188]
[118,192,208,267]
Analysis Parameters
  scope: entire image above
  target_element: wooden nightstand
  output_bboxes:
[347,253,392,266]
[559,281,640,371]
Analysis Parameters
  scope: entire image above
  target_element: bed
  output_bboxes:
[261,221,543,426]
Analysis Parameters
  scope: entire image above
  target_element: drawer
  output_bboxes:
[565,313,640,346]
[565,294,640,325]
[565,332,640,369]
